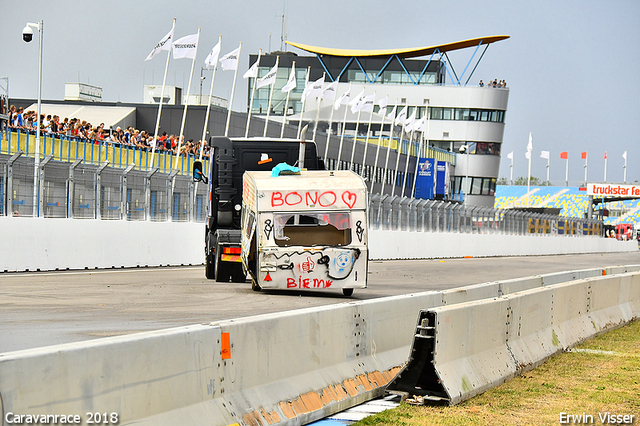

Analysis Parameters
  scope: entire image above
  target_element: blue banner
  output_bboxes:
[414,158,434,199]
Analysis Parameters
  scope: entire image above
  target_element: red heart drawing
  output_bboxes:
[342,191,357,209]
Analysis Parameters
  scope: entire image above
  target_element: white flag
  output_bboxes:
[386,105,397,121]
[507,151,514,160]
[281,64,296,93]
[172,33,199,60]
[622,151,627,160]
[395,105,408,126]
[413,116,426,132]
[204,40,221,69]
[527,132,533,153]
[349,89,365,114]
[403,109,417,131]
[302,75,325,101]
[540,150,550,160]
[377,96,388,114]
[145,24,174,61]
[219,46,240,71]
[243,51,261,79]
[321,81,338,101]
[256,61,278,89]
[525,151,531,160]
[359,94,375,113]
[334,89,350,110]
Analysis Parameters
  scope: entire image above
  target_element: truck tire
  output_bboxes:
[342,288,354,297]
[205,255,216,279]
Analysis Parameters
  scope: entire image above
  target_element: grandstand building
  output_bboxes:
[247,36,510,207]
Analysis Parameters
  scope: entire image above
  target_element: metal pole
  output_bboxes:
[225,42,242,137]
[151,18,175,170]
[32,20,43,217]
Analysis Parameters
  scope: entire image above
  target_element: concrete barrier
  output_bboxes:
[0,217,636,272]
[2,266,638,424]
[386,272,640,405]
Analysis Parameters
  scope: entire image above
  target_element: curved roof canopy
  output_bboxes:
[286,35,510,59]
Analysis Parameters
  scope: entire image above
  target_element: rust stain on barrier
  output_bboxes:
[241,411,262,426]
[356,374,373,391]
[260,408,281,424]
[279,402,296,420]
[301,391,324,412]
[343,378,359,397]
[249,367,400,424]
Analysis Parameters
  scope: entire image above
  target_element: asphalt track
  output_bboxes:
[1,252,638,353]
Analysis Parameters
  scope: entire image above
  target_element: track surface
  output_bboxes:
[1,252,638,353]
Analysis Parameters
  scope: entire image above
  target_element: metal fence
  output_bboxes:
[368,194,604,236]
[1,154,207,222]
[1,131,604,236]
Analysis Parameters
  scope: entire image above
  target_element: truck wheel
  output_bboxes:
[251,279,262,292]
[231,263,246,283]
[205,255,216,279]
[342,288,354,297]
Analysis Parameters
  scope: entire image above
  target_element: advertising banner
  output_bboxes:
[414,158,435,199]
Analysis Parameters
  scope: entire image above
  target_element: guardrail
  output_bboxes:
[1,265,638,425]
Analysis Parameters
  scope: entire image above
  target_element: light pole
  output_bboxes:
[23,20,43,217]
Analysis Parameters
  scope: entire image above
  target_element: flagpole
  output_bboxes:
[565,157,569,186]
[527,133,532,206]
[336,82,352,170]
[583,153,587,184]
[150,18,175,170]
[323,91,336,165]
[371,95,389,194]
[281,61,295,139]
[391,112,407,197]
[546,157,550,184]
[603,152,607,182]
[174,28,200,170]
[310,72,326,142]
[262,56,280,137]
[402,112,417,196]
[380,99,398,195]
[245,49,261,138]
[297,67,310,139]
[360,90,376,178]
[623,151,627,183]
[411,116,427,197]
[349,87,365,171]
[200,35,221,160]
[224,42,242,137]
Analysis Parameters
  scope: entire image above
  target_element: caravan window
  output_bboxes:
[273,212,352,247]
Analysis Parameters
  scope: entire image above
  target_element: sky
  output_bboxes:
[2,0,639,184]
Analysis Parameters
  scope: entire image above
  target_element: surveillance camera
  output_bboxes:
[22,25,34,42]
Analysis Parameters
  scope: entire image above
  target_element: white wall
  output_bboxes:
[0,217,636,272]
[0,217,204,272]
[369,229,638,260]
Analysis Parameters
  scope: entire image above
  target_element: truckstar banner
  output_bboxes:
[586,183,640,197]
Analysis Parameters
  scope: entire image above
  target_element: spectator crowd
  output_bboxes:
[478,79,507,88]
[6,104,209,158]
